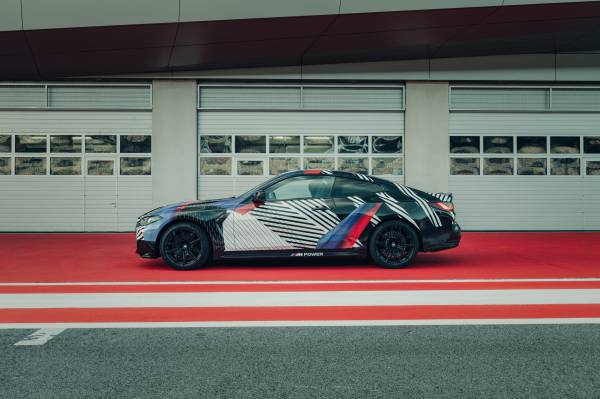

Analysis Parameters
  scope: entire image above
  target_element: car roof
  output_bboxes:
[293,169,393,186]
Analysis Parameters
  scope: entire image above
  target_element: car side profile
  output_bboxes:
[136,170,461,270]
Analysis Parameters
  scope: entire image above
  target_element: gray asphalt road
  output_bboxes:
[1,325,600,399]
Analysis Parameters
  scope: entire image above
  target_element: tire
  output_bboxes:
[368,220,419,269]
[159,222,211,270]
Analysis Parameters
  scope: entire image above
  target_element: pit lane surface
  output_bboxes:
[2,325,600,398]
[0,232,599,327]
[2,232,599,398]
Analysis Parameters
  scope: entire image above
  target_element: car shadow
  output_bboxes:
[138,252,467,272]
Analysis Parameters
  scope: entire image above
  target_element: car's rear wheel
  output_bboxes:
[159,222,210,270]
[369,220,419,268]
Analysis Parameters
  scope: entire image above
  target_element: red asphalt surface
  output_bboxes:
[1,232,599,283]
[1,232,599,325]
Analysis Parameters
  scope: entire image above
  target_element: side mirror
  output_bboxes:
[252,190,266,203]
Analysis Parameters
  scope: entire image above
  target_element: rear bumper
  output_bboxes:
[424,222,461,252]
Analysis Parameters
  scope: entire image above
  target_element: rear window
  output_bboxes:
[332,177,384,200]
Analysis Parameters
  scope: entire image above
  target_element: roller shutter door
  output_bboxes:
[448,86,600,230]
[0,84,153,232]
[197,84,405,199]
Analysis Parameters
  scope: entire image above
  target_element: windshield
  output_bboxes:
[236,174,284,199]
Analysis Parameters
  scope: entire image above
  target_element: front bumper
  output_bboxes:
[136,239,158,258]
[135,222,159,258]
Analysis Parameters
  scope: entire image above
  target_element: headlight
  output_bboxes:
[138,215,162,226]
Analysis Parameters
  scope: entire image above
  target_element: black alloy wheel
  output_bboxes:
[159,222,210,270]
[369,220,419,268]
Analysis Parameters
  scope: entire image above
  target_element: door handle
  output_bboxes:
[312,206,328,211]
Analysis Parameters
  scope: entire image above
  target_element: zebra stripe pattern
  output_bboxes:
[375,192,421,230]
[428,192,453,203]
[394,183,442,228]
[347,196,381,226]
[251,199,340,249]
[135,227,144,240]
[353,173,374,182]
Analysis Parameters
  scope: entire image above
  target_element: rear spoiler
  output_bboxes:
[429,192,453,203]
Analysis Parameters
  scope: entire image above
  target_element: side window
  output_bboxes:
[332,177,384,200]
[265,175,334,201]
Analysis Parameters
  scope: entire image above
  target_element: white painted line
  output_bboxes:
[1,319,600,329]
[2,289,600,309]
[1,278,600,286]
[13,328,66,346]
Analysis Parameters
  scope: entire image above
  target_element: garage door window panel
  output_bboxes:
[200,157,231,175]
[237,160,264,176]
[85,135,117,153]
[269,157,300,175]
[0,157,11,175]
[484,136,513,154]
[517,136,547,154]
[50,157,81,175]
[483,158,513,175]
[50,135,82,153]
[15,135,46,153]
[304,157,335,170]
[586,160,600,176]
[372,157,403,175]
[269,136,300,153]
[584,137,600,154]
[120,157,151,176]
[15,157,46,175]
[265,175,334,201]
[517,158,547,175]
[200,135,231,153]
[87,159,115,176]
[304,136,334,154]
[338,157,368,173]
[551,158,580,176]
[0,135,11,152]
[550,137,580,154]
[450,157,480,175]
[235,136,265,153]
[120,135,151,154]
[372,136,402,153]
[450,136,480,154]
[338,136,368,154]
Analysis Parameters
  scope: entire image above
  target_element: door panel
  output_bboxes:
[84,177,117,231]
[227,174,341,251]
[233,197,338,251]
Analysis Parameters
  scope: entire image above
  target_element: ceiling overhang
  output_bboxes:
[1,1,600,80]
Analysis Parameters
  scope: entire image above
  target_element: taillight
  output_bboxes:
[432,201,454,212]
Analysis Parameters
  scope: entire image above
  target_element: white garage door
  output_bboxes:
[197,84,405,199]
[448,85,600,230]
[0,84,153,232]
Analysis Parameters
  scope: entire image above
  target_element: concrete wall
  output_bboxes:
[151,80,198,206]
[404,82,449,193]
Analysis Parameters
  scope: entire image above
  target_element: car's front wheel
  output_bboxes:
[159,222,210,270]
[369,220,419,268]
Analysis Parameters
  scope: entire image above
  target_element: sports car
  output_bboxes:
[136,170,461,270]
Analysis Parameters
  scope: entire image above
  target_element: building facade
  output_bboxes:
[0,1,599,231]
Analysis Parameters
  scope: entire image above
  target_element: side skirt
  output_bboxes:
[219,248,366,260]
